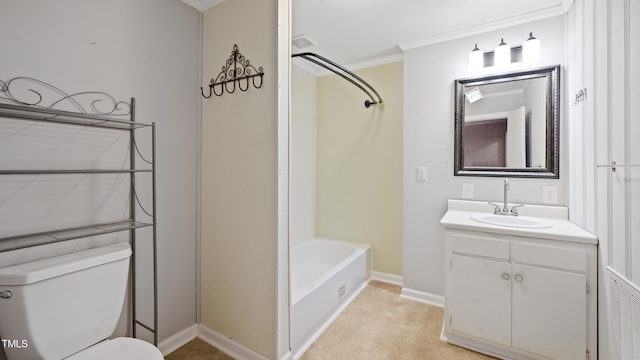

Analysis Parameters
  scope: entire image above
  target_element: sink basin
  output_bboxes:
[470,213,553,229]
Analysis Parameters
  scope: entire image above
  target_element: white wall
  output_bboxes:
[402,15,566,297]
[290,65,317,247]
[567,0,637,358]
[0,0,200,355]
[566,1,609,358]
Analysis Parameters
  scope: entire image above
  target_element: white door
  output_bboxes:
[505,106,526,167]
[450,254,511,346]
[608,0,640,285]
[512,264,587,360]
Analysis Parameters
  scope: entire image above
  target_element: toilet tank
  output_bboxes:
[0,243,132,360]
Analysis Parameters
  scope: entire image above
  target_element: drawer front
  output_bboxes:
[451,233,510,261]
[512,242,587,273]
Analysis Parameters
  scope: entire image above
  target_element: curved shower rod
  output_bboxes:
[292,52,383,108]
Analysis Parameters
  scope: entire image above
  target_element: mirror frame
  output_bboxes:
[454,64,560,178]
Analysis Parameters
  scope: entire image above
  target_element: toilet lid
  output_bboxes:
[65,337,164,360]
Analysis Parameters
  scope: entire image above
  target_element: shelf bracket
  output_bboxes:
[1,76,130,116]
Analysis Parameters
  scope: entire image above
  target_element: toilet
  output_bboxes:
[0,243,163,360]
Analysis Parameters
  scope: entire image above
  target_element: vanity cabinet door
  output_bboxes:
[450,254,512,347]
[511,264,587,360]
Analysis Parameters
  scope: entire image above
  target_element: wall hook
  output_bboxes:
[201,44,264,98]
[571,88,587,107]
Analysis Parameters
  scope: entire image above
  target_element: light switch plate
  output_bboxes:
[417,167,427,181]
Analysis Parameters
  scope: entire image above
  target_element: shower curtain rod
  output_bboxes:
[292,52,383,108]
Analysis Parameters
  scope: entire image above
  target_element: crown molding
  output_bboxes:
[561,0,576,12]
[291,58,322,77]
[398,4,572,51]
[345,53,404,73]
[181,0,226,12]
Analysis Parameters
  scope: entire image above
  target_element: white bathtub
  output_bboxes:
[290,238,371,357]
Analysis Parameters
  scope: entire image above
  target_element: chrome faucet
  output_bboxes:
[488,179,523,216]
[503,179,509,213]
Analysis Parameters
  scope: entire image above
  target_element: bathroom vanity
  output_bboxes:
[440,200,598,360]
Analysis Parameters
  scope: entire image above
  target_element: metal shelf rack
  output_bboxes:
[0,84,158,345]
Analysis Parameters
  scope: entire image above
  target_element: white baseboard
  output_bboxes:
[400,287,445,308]
[160,323,273,360]
[160,282,441,360]
[158,324,198,356]
[198,324,270,360]
[369,273,445,309]
[371,271,403,286]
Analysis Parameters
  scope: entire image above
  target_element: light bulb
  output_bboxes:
[523,32,540,62]
[494,38,511,67]
[468,44,483,71]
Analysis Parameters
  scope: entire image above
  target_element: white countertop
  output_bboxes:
[440,200,598,244]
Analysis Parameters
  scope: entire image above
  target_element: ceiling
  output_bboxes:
[182,0,573,74]
[292,0,572,74]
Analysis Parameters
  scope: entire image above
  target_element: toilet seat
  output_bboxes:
[65,337,163,360]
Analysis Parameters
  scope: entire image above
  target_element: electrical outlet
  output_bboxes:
[417,167,427,181]
[461,183,474,199]
[542,186,558,204]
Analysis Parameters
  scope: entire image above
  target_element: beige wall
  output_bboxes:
[200,0,278,357]
[316,62,404,276]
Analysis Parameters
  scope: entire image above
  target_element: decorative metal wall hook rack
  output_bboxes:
[201,44,264,98]
[571,88,587,107]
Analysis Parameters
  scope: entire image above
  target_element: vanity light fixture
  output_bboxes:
[522,32,541,62]
[467,33,541,70]
[494,38,511,67]
[468,44,484,71]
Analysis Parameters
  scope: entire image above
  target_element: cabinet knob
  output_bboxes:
[515,274,523,282]
[502,273,510,280]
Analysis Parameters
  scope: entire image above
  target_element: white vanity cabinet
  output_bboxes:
[448,235,512,348]
[441,200,598,360]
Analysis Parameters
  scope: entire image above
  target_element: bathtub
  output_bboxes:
[290,238,371,357]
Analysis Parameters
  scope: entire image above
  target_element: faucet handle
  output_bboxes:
[510,204,524,215]
[488,202,502,214]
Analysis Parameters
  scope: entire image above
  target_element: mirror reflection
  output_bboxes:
[454,65,560,178]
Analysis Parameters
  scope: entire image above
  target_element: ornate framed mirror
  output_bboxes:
[454,65,560,178]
